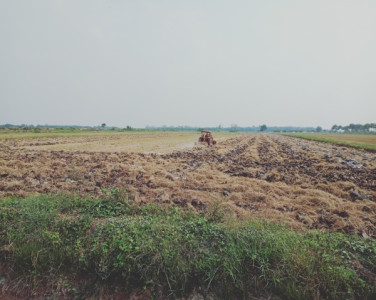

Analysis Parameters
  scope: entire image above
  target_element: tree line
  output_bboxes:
[2,123,375,133]
[331,123,376,133]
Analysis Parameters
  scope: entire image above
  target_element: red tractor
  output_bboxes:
[198,130,217,146]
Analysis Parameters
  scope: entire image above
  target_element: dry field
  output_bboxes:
[1,131,375,237]
[0,130,236,153]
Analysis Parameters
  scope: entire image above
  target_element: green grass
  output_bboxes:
[283,133,376,151]
[1,190,375,299]
[0,128,242,141]
[0,128,147,140]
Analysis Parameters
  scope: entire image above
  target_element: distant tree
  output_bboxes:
[331,125,338,131]
[334,123,376,133]
[316,126,322,132]
[101,123,106,128]
[260,124,267,132]
[230,124,238,132]
[348,123,360,132]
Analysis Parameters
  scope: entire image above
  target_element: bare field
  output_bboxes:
[0,130,237,153]
[1,132,375,237]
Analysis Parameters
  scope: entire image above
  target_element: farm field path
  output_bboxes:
[1,133,375,237]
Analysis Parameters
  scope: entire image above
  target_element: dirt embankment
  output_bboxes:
[0,134,375,237]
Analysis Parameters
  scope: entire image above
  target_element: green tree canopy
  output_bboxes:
[260,124,267,132]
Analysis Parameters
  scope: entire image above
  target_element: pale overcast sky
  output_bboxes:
[1,0,375,129]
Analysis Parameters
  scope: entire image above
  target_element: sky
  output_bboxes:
[1,0,375,129]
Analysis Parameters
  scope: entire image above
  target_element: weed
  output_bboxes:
[0,192,375,299]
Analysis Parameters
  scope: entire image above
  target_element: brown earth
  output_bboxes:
[0,134,375,237]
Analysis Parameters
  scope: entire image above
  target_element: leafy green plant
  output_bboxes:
[0,192,375,299]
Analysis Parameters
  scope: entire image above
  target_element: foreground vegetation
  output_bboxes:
[284,133,376,151]
[1,191,375,299]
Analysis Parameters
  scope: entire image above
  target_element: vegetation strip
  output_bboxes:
[283,133,376,152]
[1,190,375,299]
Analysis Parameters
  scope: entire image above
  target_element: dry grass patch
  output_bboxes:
[0,132,375,237]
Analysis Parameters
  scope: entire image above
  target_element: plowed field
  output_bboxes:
[1,133,375,237]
